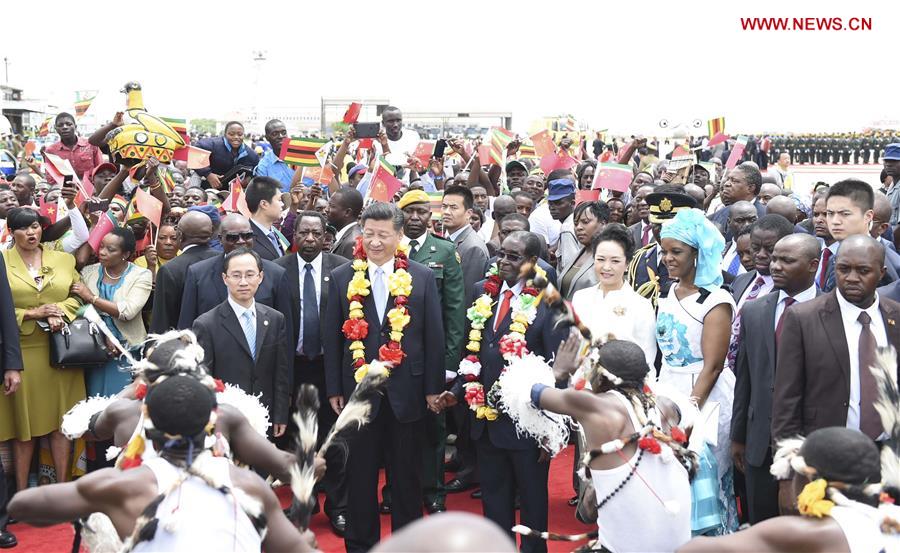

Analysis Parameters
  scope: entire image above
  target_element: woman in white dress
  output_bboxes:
[571,223,657,367]
[655,207,738,533]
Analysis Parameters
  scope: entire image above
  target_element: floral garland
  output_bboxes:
[342,236,413,383]
[458,263,542,420]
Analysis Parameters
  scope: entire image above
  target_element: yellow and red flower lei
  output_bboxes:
[345,236,413,382]
[458,264,542,419]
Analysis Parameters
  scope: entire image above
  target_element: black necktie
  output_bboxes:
[302,264,320,357]
[409,239,419,258]
[857,311,882,439]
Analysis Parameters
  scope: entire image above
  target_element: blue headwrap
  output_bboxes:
[659,208,725,289]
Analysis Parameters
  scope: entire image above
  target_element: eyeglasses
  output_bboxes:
[498,250,525,263]
[225,271,260,282]
[222,232,254,242]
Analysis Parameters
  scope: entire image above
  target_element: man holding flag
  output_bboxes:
[43,113,103,183]
[254,119,297,192]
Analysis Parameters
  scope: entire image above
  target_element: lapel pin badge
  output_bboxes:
[888,319,895,326]
[431,246,436,252]
[263,320,269,326]
[324,276,330,282]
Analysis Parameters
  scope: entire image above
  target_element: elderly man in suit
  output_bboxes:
[274,210,348,534]
[149,211,217,333]
[177,214,293,339]
[323,202,444,552]
[438,231,569,553]
[441,185,489,304]
[193,248,290,438]
[626,183,656,251]
[709,163,767,242]
[245,176,288,261]
[327,187,363,260]
[773,235,900,513]
[484,214,558,288]
[731,233,820,524]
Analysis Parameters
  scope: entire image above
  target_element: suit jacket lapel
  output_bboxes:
[220,305,254,360]
[253,224,278,258]
[763,293,778,369]
[879,302,900,377]
[254,306,269,362]
[819,294,851,390]
[319,255,336,318]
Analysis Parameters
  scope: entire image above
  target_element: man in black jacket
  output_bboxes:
[0,253,23,548]
[149,211,217,333]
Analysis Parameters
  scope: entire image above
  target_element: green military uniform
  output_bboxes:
[410,231,465,507]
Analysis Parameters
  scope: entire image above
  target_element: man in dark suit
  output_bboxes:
[438,231,568,553]
[731,234,820,524]
[177,214,293,339]
[773,235,900,512]
[149,211,217,333]
[323,203,444,552]
[442,185,489,305]
[626,183,656,252]
[709,163,766,242]
[245,176,288,261]
[327,186,363,260]
[274,210,348,533]
[0,254,23,548]
[193,248,291,438]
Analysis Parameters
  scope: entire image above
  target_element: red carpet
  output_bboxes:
[11,446,593,552]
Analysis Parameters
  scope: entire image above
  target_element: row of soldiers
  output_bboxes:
[770,131,898,164]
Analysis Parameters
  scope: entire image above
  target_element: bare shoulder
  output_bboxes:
[679,516,848,553]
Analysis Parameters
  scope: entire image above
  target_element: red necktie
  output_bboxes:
[774,297,796,347]
[857,311,883,439]
[494,290,514,332]
[819,248,832,288]
[641,224,651,247]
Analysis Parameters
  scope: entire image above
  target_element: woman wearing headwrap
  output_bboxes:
[655,207,738,534]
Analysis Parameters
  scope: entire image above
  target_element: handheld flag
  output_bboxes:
[707,117,725,139]
[134,187,163,228]
[489,127,514,165]
[367,164,403,203]
[38,117,52,138]
[592,163,633,193]
[24,141,36,158]
[74,93,97,118]
[342,102,362,124]
[88,211,119,252]
[413,141,435,167]
[280,137,330,167]
[575,189,600,206]
[39,195,60,224]
[564,115,577,132]
[477,144,492,166]
[540,152,578,175]
[176,145,210,169]
[707,132,729,148]
[427,192,443,219]
[725,136,748,170]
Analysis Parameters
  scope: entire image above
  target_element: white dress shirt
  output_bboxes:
[296,253,323,354]
[815,241,840,286]
[721,240,747,276]
[496,280,524,321]
[835,290,888,432]
[773,284,818,330]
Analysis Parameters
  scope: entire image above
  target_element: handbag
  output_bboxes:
[48,318,111,369]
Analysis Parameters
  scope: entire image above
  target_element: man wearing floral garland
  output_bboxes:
[322,202,445,552]
[436,231,569,553]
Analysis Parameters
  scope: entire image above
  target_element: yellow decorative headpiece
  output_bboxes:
[106,82,185,165]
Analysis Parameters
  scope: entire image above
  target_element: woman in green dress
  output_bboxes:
[0,208,83,491]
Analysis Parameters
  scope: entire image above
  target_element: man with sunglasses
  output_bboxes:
[177,214,294,343]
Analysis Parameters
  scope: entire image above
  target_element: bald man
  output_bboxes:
[773,234,900,510]
[372,513,516,553]
[871,192,897,252]
[765,195,798,224]
[149,211,218,333]
[731,233,821,523]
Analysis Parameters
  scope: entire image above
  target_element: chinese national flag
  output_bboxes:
[342,102,362,124]
[592,163,633,193]
[175,145,211,169]
[672,145,690,158]
[540,152,578,175]
[368,164,403,203]
[725,136,749,169]
[413,141,435,166]
[38,196,59,224]
[477,144,492,165]
[575,189,600,206]
[530,130,556,159]
[88,211,118,252]
[134,187,163,228]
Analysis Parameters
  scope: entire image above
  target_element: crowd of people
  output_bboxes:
[0,98,897,553]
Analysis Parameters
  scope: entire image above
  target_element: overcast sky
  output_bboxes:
[2,0,892,135]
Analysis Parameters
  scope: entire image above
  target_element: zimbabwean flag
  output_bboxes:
[279,137,329,167]
[489,127,514,165]
[707,117,725,139]
[74,96,96,118]
[160,117,188,135]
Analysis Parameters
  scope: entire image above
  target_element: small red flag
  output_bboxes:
[725,137,748,170]
[575,189,600,206]
[707,132,729,148]
[413,141,435,166]
[88,211,118,252]
[540,152,578,175]
[592,163,633,193]
[368,164,403,203]
[530,130,556,159]
[477,144,492,166]
[672,145,690,158]
[342,102,362,124]
[358,138,373,150]
[38,196,59,224]
[134,187,163,228]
